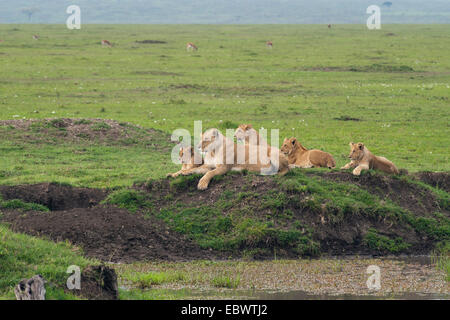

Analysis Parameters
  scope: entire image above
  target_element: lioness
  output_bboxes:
[234,124,266,146]
[341,142,399,176]
[166,145,203,178]
[175,128,289,190]
[234,123,289,165]
[281,137,336,169]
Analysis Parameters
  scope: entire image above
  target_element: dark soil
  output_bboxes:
[0,183,107,211]
[135,40,167,44]
[73,265,119,300]
[414,171,450,193]
[333,115,362,122]
[1,204,217,263]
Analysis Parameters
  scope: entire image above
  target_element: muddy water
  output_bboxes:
[117,256,449,300]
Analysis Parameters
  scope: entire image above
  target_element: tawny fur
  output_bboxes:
[234,123,289,172]
[101,40,112,47]
[186,42,198,51]
[281,137,336,169]
[166,146,203,178]
[341,142,399,176]
[173,128,289,190]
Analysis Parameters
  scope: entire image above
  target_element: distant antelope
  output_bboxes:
[186,42,198,51]
[266,41,273,48]
[32,35,39,40]
[328,24,332,29]
[101,40,112,47]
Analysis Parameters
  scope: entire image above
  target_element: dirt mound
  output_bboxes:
[0,183,107,211]
[0,171,448,261]
[414,172,450,192]
[1,203,217,263]
[316,171,447,216]
[0,118,173,150]
[137,170,449,257]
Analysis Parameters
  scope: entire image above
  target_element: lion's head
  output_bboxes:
[281,137,295,155]
[234,124,256,143]
[348,142,365,161]
[281,137,306,155]
[198,128,223,153]
[179,145,194,164]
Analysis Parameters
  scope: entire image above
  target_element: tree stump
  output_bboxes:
[14,275,46,300]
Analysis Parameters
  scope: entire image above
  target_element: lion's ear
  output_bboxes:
[212,128,219,137]
[291,138,296,145]
[358,143,364,150]
[349,142,354,146]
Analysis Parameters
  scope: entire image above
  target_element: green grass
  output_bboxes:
[0,24,448,299]
[363,228,411,253]
[0,224,95,299]
[431,241,450,282]
[211,274,240,289]
[102,189,152,213]
[0,24,449,188]
[0,195,49,212]
[123,271,187,288]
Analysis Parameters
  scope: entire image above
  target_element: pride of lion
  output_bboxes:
[168,124,399,190]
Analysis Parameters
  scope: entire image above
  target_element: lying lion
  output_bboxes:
[234,123,289,168]
[341,142,399,176]
[281,137,336,169]
[173,128,289,190]
[166,145,203,178]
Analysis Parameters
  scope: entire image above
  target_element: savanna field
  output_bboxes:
[0,24,449,300]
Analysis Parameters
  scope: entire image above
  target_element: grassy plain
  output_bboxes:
[0,24,448,299]
[0,24,449,187]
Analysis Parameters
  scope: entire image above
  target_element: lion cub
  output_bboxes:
[341,142,399,176]
[167,145,203,178]
[281,137,336,169]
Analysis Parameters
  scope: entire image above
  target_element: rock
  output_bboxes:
[14,275,46,300]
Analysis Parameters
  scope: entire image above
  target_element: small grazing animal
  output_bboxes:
[186,42,198,51]
[341,142,399,176]
[281,137,336,169]
[266,41,273,48]
[32,35,39,40]
[101,40,112,47]
[328,24,332,29]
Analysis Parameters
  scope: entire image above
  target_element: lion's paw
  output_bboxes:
[197,178,209,190]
